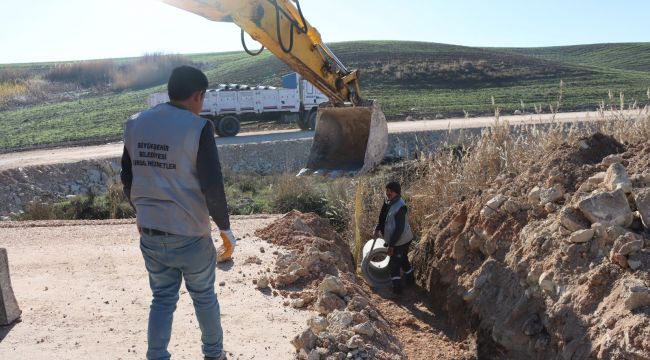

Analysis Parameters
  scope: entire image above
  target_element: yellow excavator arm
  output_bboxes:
[162,0,361,104]
[160,0,388,175]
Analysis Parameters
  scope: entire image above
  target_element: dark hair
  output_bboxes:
[385,181,401,195]
[167,66,208,101]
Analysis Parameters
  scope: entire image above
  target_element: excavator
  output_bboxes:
[160,0,388,176]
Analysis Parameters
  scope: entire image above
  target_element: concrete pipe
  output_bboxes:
[360,238,392,288]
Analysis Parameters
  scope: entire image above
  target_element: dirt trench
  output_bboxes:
[411,133,650,359]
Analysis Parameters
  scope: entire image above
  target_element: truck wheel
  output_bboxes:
[296,114,310,131]
[307,110,318,131]
[217,115,240,137]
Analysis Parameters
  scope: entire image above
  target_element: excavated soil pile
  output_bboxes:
[255,210,405,360]
[411,133,650,359]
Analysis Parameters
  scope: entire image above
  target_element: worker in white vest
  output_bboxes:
[373,181,415,295]
[121,66,234,360]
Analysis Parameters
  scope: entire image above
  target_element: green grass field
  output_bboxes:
[1,41,649,150]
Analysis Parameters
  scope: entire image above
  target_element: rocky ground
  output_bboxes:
[412,133,650,359]
[254,210,475,359]
[0,215,312,360]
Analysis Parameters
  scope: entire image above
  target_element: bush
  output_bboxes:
[106,183,135,219]
[46,60,116,87]
[17,186,134,221]
[112,53,191,90]
[0,81,29,105]
[18,201,59,220]
[44,53,195,90]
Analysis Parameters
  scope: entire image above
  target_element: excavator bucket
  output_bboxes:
[299,101,388,176]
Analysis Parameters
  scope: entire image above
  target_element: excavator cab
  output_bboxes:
[161,0,388,175]
[300,101,387,176]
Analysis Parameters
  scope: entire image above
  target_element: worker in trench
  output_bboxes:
[373,181,416,295]
[121,66,235,360]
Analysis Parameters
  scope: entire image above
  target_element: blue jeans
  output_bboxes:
[140,233,224,360]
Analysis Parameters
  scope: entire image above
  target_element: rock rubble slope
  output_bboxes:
[256,211,405,360]
[412,133,650,359]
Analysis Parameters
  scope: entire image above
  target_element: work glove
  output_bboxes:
[217,229,237,263]
[386,246,395,257]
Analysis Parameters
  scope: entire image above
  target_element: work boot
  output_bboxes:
[205,352,227,360]
[404,270,415,286]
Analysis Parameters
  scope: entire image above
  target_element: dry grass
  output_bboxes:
[42,53,192,90]
[344,92,650,261]
[112,53,189,90]
[0,81,28,105]
[403,107,649,243]
[46,60,115,87]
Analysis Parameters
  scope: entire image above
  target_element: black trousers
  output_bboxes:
[388,241,413,281]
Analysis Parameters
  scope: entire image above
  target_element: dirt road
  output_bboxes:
[0,111,611,171]
[0,215,312,360]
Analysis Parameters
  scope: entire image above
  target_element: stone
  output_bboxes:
[501,198,522,214]
[256,276,269,289]
[539,185,564,205]
[603,163,632,194]
[545,203,559,213]
[469,234,484,251]
[481,194,508,217]
[308,316,329,335]
[632,188,650,228]
[623,283,650,311]
[577,182,595,193]
[558,226,572,236]
[327,310,353,333]
[292,299,306,308]
[352,322,375,337]
[528,186,541,204]
[346,335,364,349]
[275,273,300,287]
[292,218,315,235]
[291,328,317,352]
[558,207,589,232]
[604,225,627,244]
[587,172,607,185]
[602,154,623,166]
[319,275,347,297]
[0,248,21,325]
[346,296,369,312]
[611,233,644,256]
[452,237,467,260]
[352,312,369,325]
[480,237,497,257]
[578,189,633,227]
[307,349,320,360]
[628,259,642,271]
[630,173,650,187]
[538,271,556,294]
[316,292,346,315]
[611,253,629,268]
[301,252,321,270]
[569,229,594,243]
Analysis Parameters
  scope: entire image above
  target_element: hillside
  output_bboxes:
[498,43,650,72]
[1,41,650,150]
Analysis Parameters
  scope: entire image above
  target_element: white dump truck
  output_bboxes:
[147,73,328,137]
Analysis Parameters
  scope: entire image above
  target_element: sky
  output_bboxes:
[1,0,649,64]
